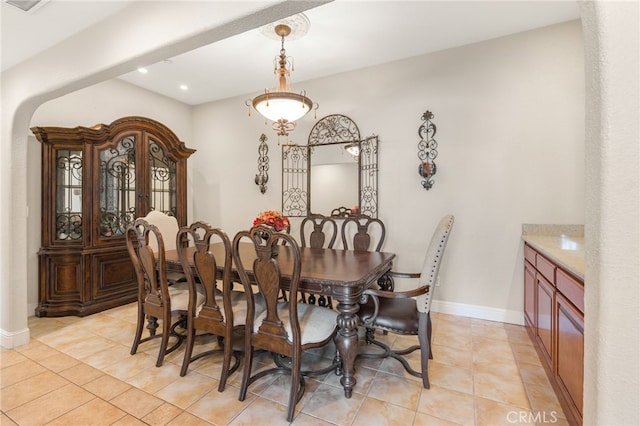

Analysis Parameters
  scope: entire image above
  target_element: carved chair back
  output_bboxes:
[341,214,386,252]
[126,218,189,367]
[300,214,338,249]
[177,222,241,388]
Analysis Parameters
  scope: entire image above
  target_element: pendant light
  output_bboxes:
[247,20,318,143]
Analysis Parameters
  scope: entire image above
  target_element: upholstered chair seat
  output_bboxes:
[359,297,419,335]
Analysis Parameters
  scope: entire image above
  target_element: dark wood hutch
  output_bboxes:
[32,116,195,317]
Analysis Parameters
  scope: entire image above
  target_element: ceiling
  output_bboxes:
[1,0,580,106]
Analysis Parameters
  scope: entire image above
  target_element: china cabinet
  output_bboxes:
[32,116,195,317]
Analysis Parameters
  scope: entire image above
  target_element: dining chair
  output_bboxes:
[341,214,393,293]
[126,218,197,367]
[300,213,338,250]
[357,214,455,388]
[177,222,255,391]
[341,214,386,252]
[142,210,187,286]
[233,225,339,422]
[299,213,338,306]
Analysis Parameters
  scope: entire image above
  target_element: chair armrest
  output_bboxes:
[363,284,429,300]
[359,285,430,326]
[384,271,421,279]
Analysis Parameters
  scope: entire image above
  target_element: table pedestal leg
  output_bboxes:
[335,307,359,398]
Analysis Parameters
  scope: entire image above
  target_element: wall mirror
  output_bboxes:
[282,114,378,217]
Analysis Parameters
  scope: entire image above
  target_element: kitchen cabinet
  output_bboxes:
[524,243,583,425]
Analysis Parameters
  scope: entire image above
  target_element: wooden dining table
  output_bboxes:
[164,242,395,398]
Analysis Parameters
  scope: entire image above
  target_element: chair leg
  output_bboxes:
[156,313,171,367]
[427,311,433,359]
[180,317,196,376]
[130,304,145,355]
[219,335,234,392]
[238,346,253,401]
[287,352,302,422]
[418,313,430,389]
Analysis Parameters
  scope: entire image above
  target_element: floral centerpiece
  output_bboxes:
[253,210,290,232]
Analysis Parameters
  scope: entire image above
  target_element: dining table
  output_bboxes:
[164,242,395,398]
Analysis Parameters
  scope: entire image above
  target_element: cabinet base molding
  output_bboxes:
[34,293,137,318]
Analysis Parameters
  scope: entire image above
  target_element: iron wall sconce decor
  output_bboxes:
[255,133,269,194]
[417,110,438,190]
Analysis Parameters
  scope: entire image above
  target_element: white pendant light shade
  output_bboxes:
[252,92,313,123]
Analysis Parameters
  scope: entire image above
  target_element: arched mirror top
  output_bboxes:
[308,114,361,146]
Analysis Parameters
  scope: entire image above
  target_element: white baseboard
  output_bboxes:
[431,299,524,326]
[1,327,30,349]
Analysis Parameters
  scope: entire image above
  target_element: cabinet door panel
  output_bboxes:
[36,253,85,317]
[524,260,536,328]
[97,133,138,240]
[91,251,137,301]
[147,138,178,216]
[556,293,584,418]
[536,274,554,365]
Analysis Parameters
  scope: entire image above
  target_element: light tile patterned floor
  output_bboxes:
[1,303,568,425]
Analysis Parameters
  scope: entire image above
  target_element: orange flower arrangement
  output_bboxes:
[253,210,290,232]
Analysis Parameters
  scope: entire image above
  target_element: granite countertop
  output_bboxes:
[522,224,585,280]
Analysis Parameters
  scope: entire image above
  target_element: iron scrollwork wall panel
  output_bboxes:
[255,133,269,194]
[417,111,438,190]
[360,136,378,217]
[282,144,308,216]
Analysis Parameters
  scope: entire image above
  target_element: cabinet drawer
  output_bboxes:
[557,268,584,313]
[524,244,537,265]
[536,254,556,284]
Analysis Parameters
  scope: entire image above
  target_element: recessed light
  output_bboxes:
[137,67,148,74]
[4,0,50,13]
[179,84,189,91]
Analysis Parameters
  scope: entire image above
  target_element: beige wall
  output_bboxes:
[188,20,585,323]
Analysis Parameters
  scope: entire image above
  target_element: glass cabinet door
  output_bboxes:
[99,135,137,237]
[148,138,177,217]
[55,149,83,241]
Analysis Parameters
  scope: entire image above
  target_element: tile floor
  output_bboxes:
[1,303,568,425]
